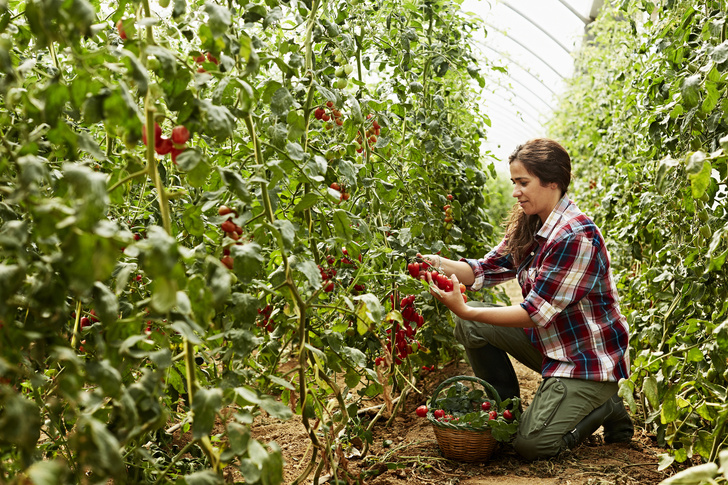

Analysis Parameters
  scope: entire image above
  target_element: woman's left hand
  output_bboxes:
[426,272,468,315]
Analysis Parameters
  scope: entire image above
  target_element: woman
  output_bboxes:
[419,138,632,460]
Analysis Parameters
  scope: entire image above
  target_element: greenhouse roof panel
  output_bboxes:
[463,0,603,168]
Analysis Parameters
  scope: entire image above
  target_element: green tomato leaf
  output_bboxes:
[184,470,224,485]
[711,41,728,64]
[293,259,321,288]
[270,87,294,117]
[92,282,118,324]
[0,392,41,453]
[74,417,124,478]
[25,461,70,485]
[191,387,223,440]
[293,192,319,212]
[660,384,679,424]
[231,243,263,283]
[204,2,231,37]
[175,147,202,172]
[196,99,235,140]
[680,74,702,109]
[332,209,353,241]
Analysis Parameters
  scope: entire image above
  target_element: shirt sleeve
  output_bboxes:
[460,239,517,291]
[521,232,605,328]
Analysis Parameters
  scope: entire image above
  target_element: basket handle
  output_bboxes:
[430,375,502,408]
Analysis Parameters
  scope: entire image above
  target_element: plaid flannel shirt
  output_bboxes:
[462,195,630,382]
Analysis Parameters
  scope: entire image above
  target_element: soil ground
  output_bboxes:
[181,281,682,484]
[245,359,674,485]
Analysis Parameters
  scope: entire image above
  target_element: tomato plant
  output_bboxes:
[549,0,728,467]
[0,0,510,482]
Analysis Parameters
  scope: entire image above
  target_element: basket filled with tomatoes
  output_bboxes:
[417,375,521,462]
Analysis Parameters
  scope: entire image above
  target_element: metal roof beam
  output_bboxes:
[485,22,566,80]
[557,0,590,24]
[499,1,573,55]
[485,89,548,123]
[482,94,545,128]
[590,0,605,19]
[478,42,558,97]
[484,73,555,113]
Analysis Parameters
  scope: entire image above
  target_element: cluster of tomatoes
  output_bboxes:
[314,101,344,130]
[407,259,432,278]
[257,304,274,332]
[407,258,467,302]
[194,52,219,72]
[116,19,128,40]
[443,194,454,230]
[375,294,424,367]
[76,309,100,330]
[317,249,363,294]
[318,260,337,293]
[329,182,350,202]
[73,309,101,353]
[218,205,242,270]
[355,114,381,154]
[415,401,514,421]
[142,122,190,164]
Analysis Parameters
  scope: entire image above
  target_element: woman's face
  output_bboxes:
[510,160,562,223]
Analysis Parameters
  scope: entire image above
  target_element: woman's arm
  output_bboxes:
[427,273,537,328]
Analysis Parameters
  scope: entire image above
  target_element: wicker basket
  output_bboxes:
[428,375,501,462]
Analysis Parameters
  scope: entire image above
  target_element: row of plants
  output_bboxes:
[0,0,514,483]
[549,0,728,470]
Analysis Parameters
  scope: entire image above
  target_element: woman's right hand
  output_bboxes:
[416,252,441,275]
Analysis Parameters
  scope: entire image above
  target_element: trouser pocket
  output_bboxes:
[518,378,567,440]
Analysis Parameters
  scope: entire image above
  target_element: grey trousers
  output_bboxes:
[453,302,618,460]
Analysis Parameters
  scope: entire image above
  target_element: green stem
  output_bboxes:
[140,0,156,47]
[291,447,319,485]
[70,300,83,349]
[152,440,195,485]
[108,167,149,193]
[245,112,324,484]
[304,0,320,72]
[144,105,172,234]
[48,41,62,77]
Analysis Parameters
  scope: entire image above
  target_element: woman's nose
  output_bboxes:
[512,187,521,198]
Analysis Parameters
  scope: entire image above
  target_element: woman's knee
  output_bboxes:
[513,433,565,461]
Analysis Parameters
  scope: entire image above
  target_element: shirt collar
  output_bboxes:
[535,194,572,241]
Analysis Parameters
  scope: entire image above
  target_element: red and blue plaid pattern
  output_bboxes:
[462,196,630,382]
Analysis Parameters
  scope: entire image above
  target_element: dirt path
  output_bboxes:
[239,280,676,484]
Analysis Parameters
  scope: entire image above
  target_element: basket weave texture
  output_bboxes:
[428,375,501,462]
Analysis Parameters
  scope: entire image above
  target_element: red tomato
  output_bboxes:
[221,220,237,233]
[481,401,491,411]
[171,125,190,145]
[218,205,234,216]
[416,405,428,418]
[503,409,514,420]
[155,137,173,155]
[407,262,419,278]
[434,409,445,419]
[489,410,498,420]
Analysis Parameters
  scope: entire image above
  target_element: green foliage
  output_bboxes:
[0,0,508,482]
[549,0,728,464]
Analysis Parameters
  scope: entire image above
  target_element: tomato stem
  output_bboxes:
[69,300,82,350]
